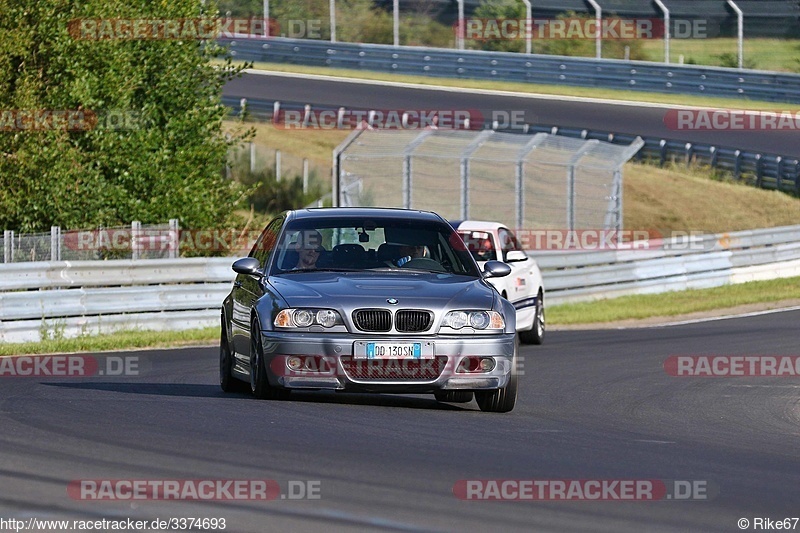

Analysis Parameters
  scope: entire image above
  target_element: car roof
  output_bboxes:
[289,207,445,222]
[452,220,506,232]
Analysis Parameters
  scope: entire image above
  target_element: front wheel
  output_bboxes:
[474,342,518,413]
[434,391,474,403]
[250,320,290,401]
[519,291,545,345]
[220,322,247,393]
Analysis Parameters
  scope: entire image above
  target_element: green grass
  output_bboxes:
[232,58,796,111]
[548,277,800,325]
[0,327,218,357]
[639,38,800,73]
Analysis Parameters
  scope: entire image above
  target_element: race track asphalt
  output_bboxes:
[223,72,800,158]
[1,310,799,532]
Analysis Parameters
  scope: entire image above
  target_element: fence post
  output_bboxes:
[169,219,180,259]
[733,150,742,179]
[567,165,575,231]
[3,230,10,263]
[776,156,783,191]
[132,221,141,260]
[459,158,469,219]
[402,155,412,209]
[50,226,61,261]
[794,160,800,195]
[302,158,309,193]
[250,142,256,173]
[272,101,281,125]
[755,154,763,188]
[275,150,281,182]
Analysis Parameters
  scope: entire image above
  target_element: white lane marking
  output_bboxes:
[634,439,676,444]
[647,305,800,329]
[242,68,727,111]
[728,385,800,388]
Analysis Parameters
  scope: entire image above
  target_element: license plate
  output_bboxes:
[354,341,434,359]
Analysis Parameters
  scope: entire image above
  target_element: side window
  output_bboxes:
[250,218,283,270]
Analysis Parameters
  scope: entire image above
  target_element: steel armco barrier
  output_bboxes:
[220,37,800,103]
[2,225,800,342]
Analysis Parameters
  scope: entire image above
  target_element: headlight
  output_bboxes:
[442,310,505,330]
[274,308,344,329]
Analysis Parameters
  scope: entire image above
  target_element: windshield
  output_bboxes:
[270,216,480,277]
[457,230,497,262]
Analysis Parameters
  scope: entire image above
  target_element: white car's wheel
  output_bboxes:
[519,291,545,345]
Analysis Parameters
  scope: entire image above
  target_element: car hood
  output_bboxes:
[268,272,495,311]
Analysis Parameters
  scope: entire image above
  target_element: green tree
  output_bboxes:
[0,0,251,232]
[470,4,650,60]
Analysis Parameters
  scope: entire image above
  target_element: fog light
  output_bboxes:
[287,356,303,371]
[479,357,495,372]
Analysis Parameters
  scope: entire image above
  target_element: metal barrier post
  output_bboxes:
[169,219,179,259]
[132,221,141,260]
[3,230,10,263]
[654,0,670,63]
[50,226,60,261]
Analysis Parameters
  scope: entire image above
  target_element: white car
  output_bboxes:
[452,220,545,345]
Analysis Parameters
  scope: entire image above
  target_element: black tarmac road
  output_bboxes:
[223,71,800,158]
[1,310,799,532]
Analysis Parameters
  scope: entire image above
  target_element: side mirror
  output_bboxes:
[505,250,528,262]
[483,260,511,279]
[232,257,262,277]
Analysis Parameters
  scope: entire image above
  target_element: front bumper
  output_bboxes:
[259,331,516,393]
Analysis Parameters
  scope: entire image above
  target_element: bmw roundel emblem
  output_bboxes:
[387,298,399,305]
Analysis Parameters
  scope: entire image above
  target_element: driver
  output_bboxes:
[293,230,324,270]
[396,244,425,267]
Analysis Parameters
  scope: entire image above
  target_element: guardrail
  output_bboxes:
[535,225,800,304]
[220,37,800,103]
[223,96,800,194]
[0,258,235,343]
[2,224,800,342]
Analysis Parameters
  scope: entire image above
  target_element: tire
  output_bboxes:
[220,321,248,393]
[249,319,290,401]
[434,391,474,403]
[519,291,545,345]
[474,341,518,413]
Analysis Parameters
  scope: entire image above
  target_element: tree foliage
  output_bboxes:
[471,4,651,61]
[0,0,251,232]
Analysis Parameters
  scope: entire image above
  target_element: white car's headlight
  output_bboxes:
[442,310,505,330]
[275,308,344,329]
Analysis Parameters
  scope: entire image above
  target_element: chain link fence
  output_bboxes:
[334,129,643,230]
[3,221,180,263]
